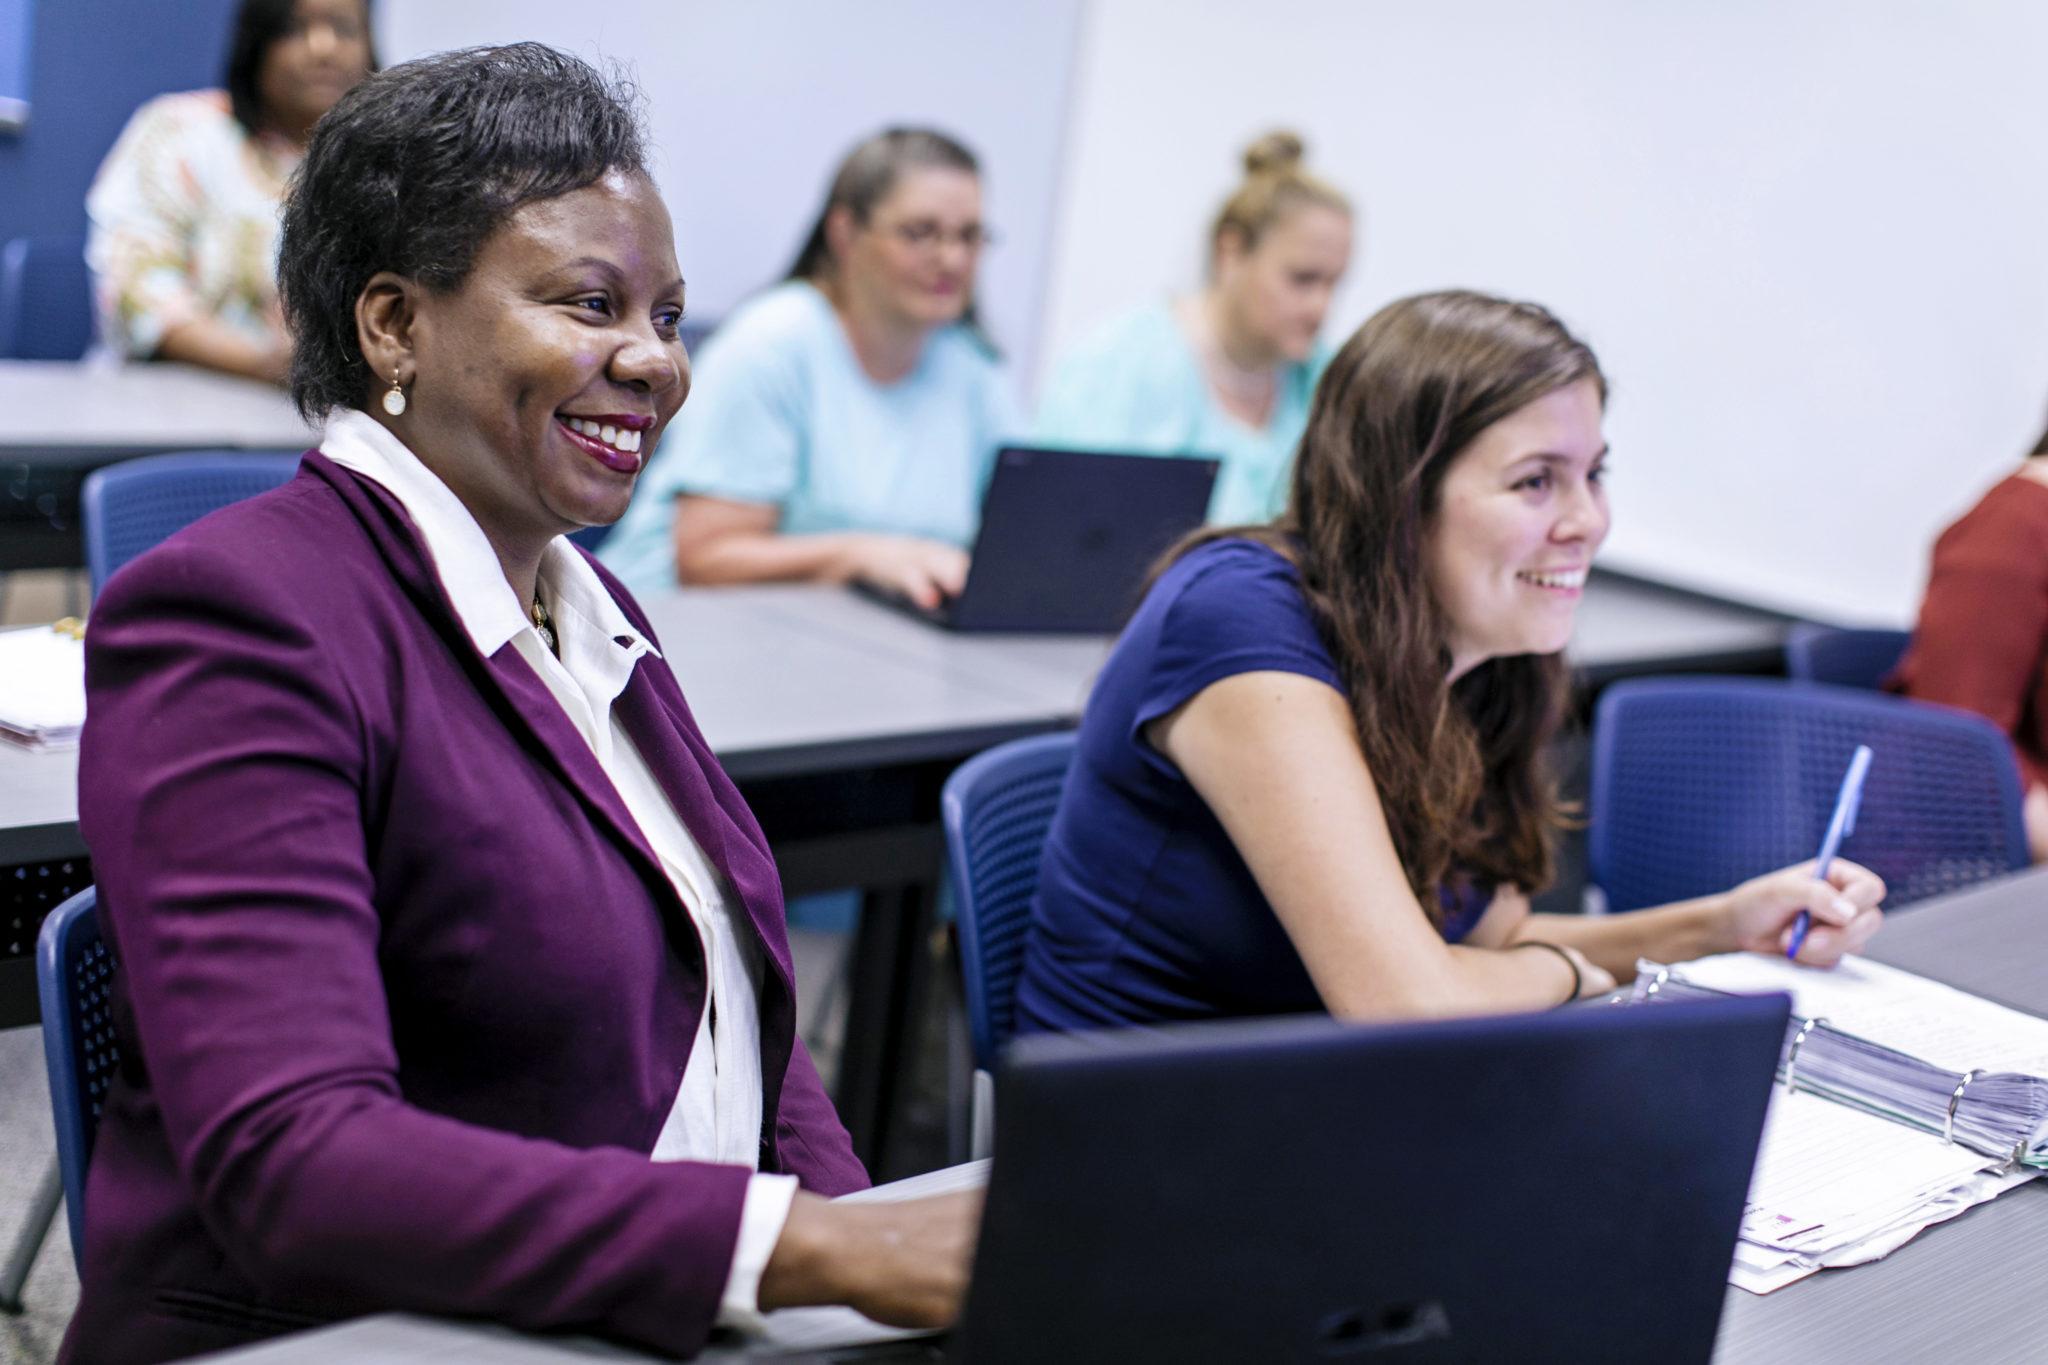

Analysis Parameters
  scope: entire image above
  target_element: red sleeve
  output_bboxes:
[1896,477,2048,789]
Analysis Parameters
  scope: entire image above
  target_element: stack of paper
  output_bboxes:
[1652,953,2048,1293]
[0,625,86,751]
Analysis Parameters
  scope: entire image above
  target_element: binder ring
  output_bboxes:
[1945,1069,1984,1147]
[1784,1017,1825,1096]
[1641,967,1671,1001]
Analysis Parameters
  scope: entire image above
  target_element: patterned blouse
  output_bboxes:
[85,90,300,359]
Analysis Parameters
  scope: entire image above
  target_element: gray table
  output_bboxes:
[0,568,1795,856]
[0,358,317,570]
[0,576,1791,1156]
[199,867,2048,1363]
[0,359,316,465]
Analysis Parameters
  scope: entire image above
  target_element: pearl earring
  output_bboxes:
[382,373,408,417]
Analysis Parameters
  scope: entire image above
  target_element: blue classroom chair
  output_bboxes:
[941,731,1075,1159]
[1784,624,1912,691]
[82,450,303,595]
[1590,677,2027,915]
[37,888,116,1272]
[0,237,94,361]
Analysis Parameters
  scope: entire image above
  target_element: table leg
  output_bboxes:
[832,879,935,1180]
[0,1159,60,1313]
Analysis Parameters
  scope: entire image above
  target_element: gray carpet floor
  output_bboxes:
[1,1025,77,1365]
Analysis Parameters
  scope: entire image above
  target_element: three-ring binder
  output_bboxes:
[1624,958,2048,1169]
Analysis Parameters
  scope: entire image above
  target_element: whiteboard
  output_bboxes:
[1040,0,2048,623]
[381,1,1083,384]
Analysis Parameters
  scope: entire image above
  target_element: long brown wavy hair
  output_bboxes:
[1170,289,1605,914]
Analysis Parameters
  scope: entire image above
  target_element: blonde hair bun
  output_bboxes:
[1242,130,1306,178]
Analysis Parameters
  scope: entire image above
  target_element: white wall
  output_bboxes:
[381,1,1083,384]
[1043,0,2048,623]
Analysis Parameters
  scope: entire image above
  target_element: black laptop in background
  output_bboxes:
[854,445,1220,634]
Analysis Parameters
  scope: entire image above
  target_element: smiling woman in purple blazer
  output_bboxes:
[68,44,976,1365]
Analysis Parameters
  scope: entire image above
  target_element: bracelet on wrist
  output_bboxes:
[1513,940,1582,1008]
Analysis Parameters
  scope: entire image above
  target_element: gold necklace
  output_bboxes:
[530,594,558,656]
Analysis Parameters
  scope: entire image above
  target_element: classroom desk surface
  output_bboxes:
[0,358,317,467]
[200,866,2048,1363]
[0,569,1778,863]
[0,358,318,572]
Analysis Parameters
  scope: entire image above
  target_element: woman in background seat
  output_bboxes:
[600,127,1018,610]
[86,0,373,383]
[1033,131,1353,525]
[1892,416,2048,861]
[1017,290,1885,1035]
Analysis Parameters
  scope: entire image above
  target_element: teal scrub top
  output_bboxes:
[600,280,1019,597]
[1033,301,1327,526]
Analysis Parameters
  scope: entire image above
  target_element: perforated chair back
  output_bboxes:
[0,236,94,360]
[942,731,1076,1072]
[82,450,303,594]
[37,888,117,1269]
[1590,677,2027,913]
[1784,624,1912,690]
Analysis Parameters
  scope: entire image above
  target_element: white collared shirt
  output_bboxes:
[321,408,796,1326]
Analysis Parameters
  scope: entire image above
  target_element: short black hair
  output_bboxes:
[223,0,379,136]
[277,43,648,418]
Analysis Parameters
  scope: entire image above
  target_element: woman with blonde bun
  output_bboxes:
[1034,131,1354,523]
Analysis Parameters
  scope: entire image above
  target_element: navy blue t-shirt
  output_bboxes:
[1014,538,1484,1034]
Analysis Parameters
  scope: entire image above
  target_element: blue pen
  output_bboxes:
[1786,743,1873,960]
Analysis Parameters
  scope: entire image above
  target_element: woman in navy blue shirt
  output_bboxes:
[1017,290,1886,1033]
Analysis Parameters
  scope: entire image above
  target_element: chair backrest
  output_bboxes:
[0,236,94,360]
[941,731,1077,1072]
[37,888,117,1269]
[1590,676,2028,913]
[1784,623,1912,690]
[82,450,303,594]
[566,522,613,553]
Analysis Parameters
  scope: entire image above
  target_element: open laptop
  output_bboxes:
[777,993,1786,1364]
[854,446,1220,634]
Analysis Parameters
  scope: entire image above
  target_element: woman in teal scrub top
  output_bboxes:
[601,127,1016,608]
[1035,131,1353,525]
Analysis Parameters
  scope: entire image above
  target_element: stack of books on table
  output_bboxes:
[1624,951,2048,1293]
[0,622,86,751]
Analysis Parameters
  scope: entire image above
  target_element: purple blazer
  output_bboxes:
[64,454,866,1364]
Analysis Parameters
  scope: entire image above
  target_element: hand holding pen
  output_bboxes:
[1715,743,1885,966]
[1787,745,1874,960]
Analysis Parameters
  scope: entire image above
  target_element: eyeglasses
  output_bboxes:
[874,219,997,254]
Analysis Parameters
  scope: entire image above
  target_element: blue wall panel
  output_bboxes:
[0,0,32,129]
[0,0,240,244]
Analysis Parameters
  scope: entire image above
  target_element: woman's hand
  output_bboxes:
[759,1188,984,1328]
[1557,943,1620,1000]
[845,534,970,610]
[2023,784,2048,864]
[1721,859,1886,966]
